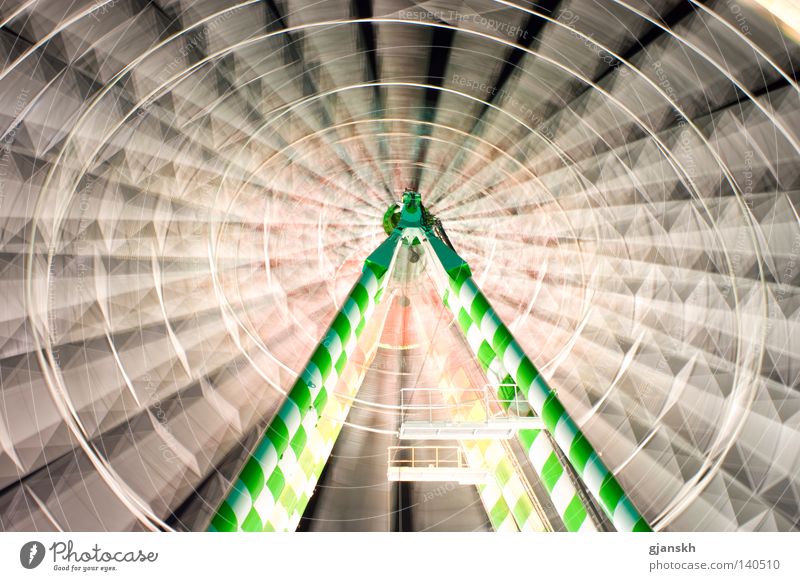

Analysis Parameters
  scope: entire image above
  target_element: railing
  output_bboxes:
[397,385,543,440]
[387,446,487,484]
[387,446,466,469]
[399,385,531,424]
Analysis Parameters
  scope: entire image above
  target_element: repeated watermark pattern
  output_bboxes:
[398,7,530,41]
[0,88,30,212]
[557,9,630,77]
[723,0,754,36]
[138,9,239,117]
[143,374,183,465]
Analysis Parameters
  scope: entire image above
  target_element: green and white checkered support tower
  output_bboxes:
[441,271,651,531]
[417,202,651,532]
[440,294,599,532]
[209,228,401,531]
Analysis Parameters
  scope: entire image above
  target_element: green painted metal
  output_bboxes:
[266,328,384,531]
[382,203,401,235]
[440,293,597,531]
[517,428,595,531]
[209,252,397,531]
[441,274,651,532]
[411,192,648,532]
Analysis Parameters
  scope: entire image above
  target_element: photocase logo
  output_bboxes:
[19,541,46,569]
